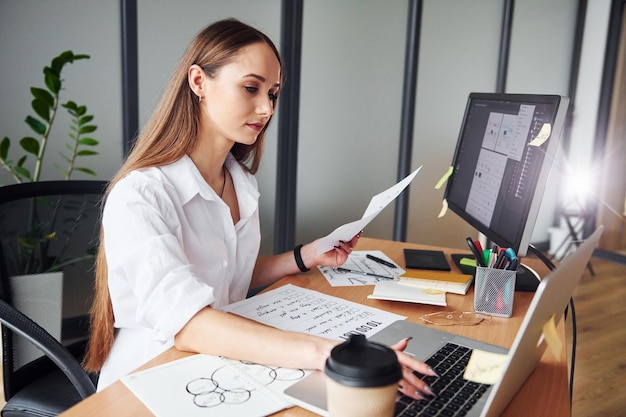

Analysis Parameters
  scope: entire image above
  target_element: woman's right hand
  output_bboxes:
[391,338,439,400]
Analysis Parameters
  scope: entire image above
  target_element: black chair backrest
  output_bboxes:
[0,298,95,398]
[0,180,107,400]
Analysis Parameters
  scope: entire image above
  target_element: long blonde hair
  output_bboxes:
[84,18,283,372]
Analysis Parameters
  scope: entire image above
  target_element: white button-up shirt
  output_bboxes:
[97,154,261,390]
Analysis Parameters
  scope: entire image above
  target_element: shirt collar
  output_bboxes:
[160,154,259,209]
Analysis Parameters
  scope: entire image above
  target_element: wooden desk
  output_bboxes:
[61,238,569,417]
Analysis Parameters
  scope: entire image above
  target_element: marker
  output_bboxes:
[486,245,499,267]
[506,258,519,271]
[466,237,486,267]
[335,267,396,280]
[505,247,517,261]
[473,240,484,255]
[482,249,491,268]
[366,254,397,268]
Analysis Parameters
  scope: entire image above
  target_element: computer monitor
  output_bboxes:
[444,93,569,289]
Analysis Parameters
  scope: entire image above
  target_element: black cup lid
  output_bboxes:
[324,334,402,388]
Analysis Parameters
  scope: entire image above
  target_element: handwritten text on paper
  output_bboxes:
[222,284,405,340]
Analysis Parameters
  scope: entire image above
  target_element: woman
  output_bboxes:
[85,18,436,399]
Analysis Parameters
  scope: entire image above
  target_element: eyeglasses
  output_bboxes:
[419,311,492,326]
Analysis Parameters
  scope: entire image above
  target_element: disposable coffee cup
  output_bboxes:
[324,334,402,417]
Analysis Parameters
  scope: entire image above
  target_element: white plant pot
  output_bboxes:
[8,271,63,369]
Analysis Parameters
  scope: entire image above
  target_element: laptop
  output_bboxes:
[284,226,602,417]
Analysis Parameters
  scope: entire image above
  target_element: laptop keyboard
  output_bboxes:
[395,342,491,417]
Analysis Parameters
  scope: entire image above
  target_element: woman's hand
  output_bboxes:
[304,232,363,269]
[391,338,439,400]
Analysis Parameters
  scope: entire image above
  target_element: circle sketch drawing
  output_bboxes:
[236,361,306,386]
[186,366,253,408]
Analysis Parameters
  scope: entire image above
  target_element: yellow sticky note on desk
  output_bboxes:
[542,313,562,359]
[463,349,508,385]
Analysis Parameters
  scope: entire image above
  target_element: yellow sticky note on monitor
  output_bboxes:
[542,313,562,359]
[463,349,508,385]
[438,199,448,218]
[529,123,551,146]
[435,166,453,189]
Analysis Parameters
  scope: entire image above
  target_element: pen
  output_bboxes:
[335,267,396,280]
[465,237,486,267]
[494,250,507,269]
[366,254,397,268]
[486,245,499,267]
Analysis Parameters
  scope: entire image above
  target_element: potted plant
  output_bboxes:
[0,51,100,364]
[1,50,99,184]
[0,50,100,271]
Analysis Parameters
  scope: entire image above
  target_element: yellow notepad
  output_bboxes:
[398,270,474,295]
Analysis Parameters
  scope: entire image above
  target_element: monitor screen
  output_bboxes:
[444,93,569,257]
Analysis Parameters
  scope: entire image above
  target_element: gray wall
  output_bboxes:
[0,0,609,256]
[0,0,122,185]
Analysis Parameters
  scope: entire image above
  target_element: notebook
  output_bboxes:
[404,249,451,271]
[283,226,602,417]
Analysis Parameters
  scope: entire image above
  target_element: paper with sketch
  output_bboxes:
[317,166,422,254]
[222,283,405,341]
[122,354,290,417]
[224,358,311,400]
[318,250,404,286]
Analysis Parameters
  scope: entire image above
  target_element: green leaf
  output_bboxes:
[79,125,97,134]
[76,150,98,156]
[62,100,78,112]
[16,155,27,167]
[74,167,97,176]
[49,51,90,77]
[30,87,54,107]
[25,116,47,135]
[44,68,61,94]
[14,165,31,180]
[32,98,50,121]
[79,115,94,124]
[0,137,10,160]
[79,138,99,146]
[51,51,72,73]
[20,137,40,155]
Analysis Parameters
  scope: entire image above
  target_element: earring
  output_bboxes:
[198,95,202,103]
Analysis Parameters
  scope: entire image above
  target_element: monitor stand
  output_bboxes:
[515,262,540,292]
[450,254,540,292]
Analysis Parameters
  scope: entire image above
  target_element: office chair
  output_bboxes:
[0,181,107,416]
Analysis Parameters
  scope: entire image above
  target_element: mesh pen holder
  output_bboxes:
[474,266,516,318]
